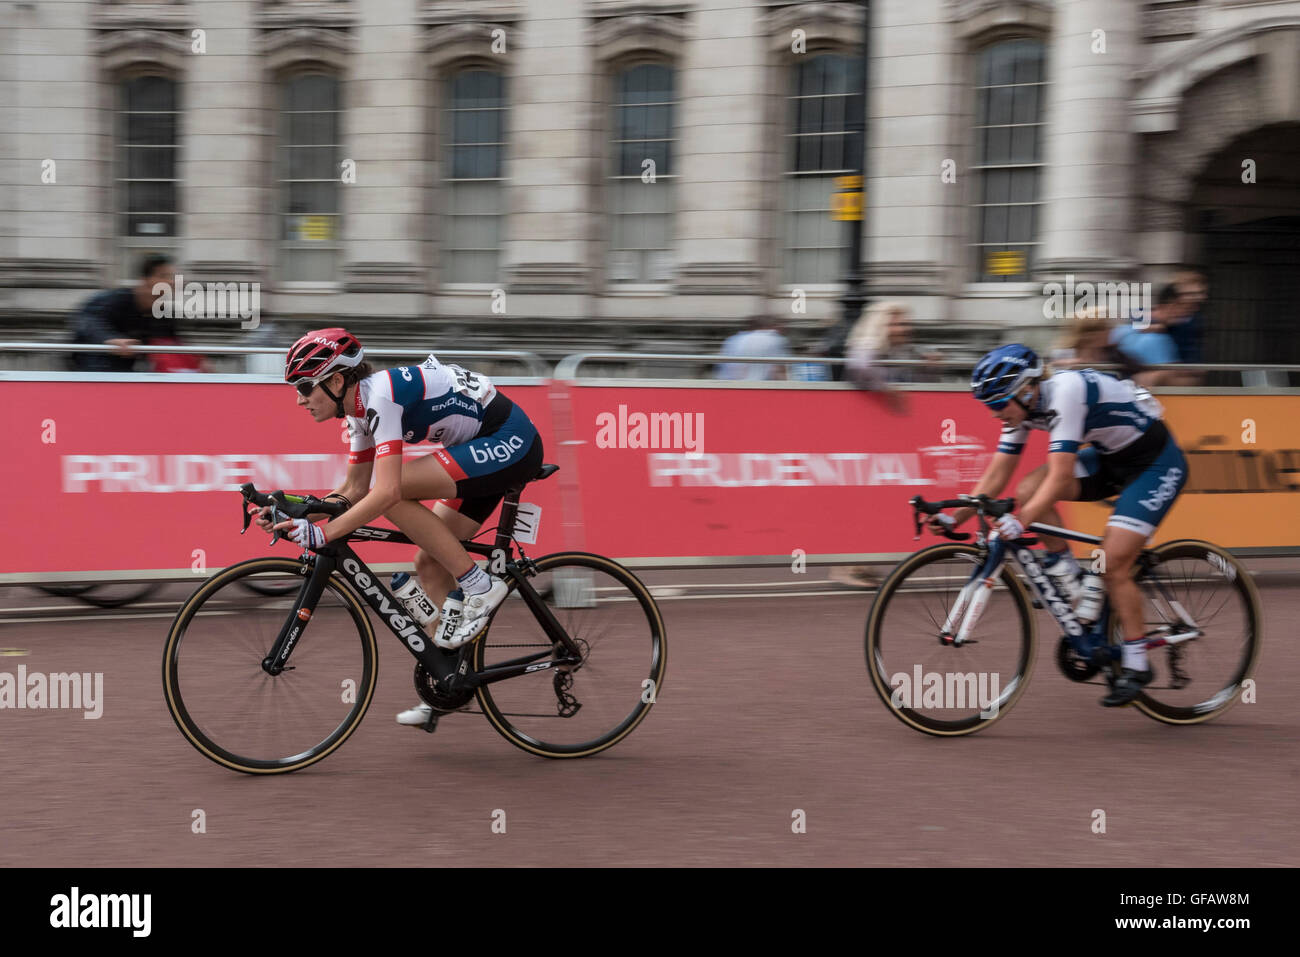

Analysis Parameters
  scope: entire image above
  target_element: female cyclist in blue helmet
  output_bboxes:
[929,344,1188,706]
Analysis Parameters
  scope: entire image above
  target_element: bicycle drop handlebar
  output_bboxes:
[239,483,349,547]
[908,494,1018,542]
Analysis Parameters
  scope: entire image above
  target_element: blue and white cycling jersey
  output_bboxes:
[998,368,1186,537]
[997,369,1165,462]
[346,353,499,463]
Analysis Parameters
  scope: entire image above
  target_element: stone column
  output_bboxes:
[339,0,425,304]
[1035,0,1140,278]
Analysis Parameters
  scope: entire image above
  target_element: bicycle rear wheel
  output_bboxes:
[162,556,378,774]
[865,543,1036,736]
[1130,540,1261,724]
[472,552,666,758]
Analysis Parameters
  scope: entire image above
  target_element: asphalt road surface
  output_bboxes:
[1,562,1295,867]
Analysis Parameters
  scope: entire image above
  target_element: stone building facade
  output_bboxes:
[1,0,1297,364]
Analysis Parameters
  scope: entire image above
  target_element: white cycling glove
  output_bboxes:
[285,518,327,550]
[992,513,1024,541]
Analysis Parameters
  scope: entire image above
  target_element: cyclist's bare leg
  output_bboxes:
[382,455,481,584]
[1100,525,1149,660]
[1014,465,1081,552]
[413,503,482,603]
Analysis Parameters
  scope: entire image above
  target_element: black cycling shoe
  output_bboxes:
[1100,666,1154,707]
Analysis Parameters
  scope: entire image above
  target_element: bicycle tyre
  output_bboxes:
[1131,540,1262,725]
[472,551,666,758]
[865,542,1037,736]
[162,556,378,774]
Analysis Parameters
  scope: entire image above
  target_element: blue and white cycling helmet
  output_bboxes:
[971,344,1043,410]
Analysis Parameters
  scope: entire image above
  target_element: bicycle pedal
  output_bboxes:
[421,713,440,734]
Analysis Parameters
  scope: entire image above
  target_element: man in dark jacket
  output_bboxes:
[69,254,176,371]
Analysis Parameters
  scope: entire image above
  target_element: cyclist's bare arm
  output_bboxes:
[1017,451,1076,526]
[313,452,403,542]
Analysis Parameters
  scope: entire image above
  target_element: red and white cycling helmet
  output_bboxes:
[285,328,364,416]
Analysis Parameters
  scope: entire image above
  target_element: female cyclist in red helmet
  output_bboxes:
[260,328,543,727]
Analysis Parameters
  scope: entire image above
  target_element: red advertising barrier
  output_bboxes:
[6,379,1294,578]
[557,387,1045,558]
[1,381,559,577]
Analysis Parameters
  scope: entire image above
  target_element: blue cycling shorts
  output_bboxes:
[1073,432,1188,539]
[430,396,543,523]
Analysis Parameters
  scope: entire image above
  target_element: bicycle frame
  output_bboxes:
[949,523,1203,661]
[259,518,582,691]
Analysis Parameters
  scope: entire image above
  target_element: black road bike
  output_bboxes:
[162,465,667,773]
[865,495,1262,736]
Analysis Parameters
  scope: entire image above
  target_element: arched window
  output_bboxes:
[783,53,861,284]
[970,38,1045,282]
[116,74,180,280]
[608,62,675,283]
[443,67,507,283]
[278,72,342,281]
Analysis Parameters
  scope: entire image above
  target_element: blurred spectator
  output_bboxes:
[715,316,791,381]
[817,307,859,382]
[843,301,939,414]
[146,310,207,374]
[69,254,175,372]
[831,302,939,589]
[1049,309,1143,379]
[1170,266,1208,370]
[1114,284,1188,387]
[789,337,833,382]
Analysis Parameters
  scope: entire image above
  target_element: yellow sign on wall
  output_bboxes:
[985,250,1025,277]
[298,215,334,241]
[831,175,864,222]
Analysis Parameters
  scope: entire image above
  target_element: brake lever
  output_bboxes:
[268,503,284,547]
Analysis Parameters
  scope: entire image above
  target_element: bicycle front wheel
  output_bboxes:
[473,552,666,758]
[162,556,378,774]
[865,543,1036,736]
[1131,540,1262,725]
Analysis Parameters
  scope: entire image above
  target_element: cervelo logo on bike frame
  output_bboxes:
[1139,466,1184,512]
[890,666,1001,719]
[1016,546,1083,638]
[341,558,425,652]
[471,434,525,464]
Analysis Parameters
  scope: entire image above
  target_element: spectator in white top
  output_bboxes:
[715,316,791,381]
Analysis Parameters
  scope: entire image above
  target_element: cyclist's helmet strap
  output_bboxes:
[284,327,364,418]
[971,344,1042,409]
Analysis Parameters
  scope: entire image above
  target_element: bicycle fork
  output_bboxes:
[940,539,1010,646]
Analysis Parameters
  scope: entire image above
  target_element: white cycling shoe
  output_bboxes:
[396,703,434,726]
[433,577,509,650]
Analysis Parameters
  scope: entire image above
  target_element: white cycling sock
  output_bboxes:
[1121,637,1149,671]
[457,563,491,596]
